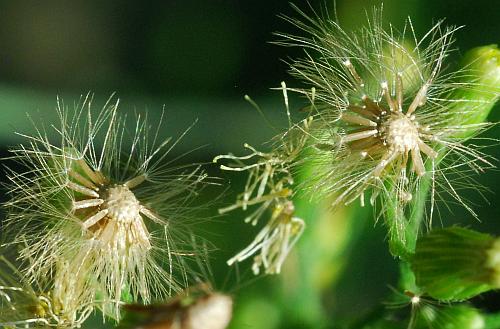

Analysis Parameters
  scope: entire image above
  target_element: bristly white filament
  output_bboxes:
[3,94,210,321]
[214,83,309,275]
[0,255,94,328]
[227,200,305,275]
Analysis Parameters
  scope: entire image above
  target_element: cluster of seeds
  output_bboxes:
[0,4,497,328]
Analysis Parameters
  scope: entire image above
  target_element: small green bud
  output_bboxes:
[411,227,500,301]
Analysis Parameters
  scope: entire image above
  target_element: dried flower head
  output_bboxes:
[214,83,308,275]
[3,94,209,320]
[275,6,496,235]
[120,285,233,329]
[231,199,305,275]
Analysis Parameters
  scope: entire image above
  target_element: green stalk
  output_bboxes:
[395,45,500,292]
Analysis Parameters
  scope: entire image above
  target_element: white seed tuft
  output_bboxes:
[3,94,209,321]
[275,6,494,235]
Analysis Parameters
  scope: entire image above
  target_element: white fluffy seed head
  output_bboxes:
[4,94,210,322]
[275,4,495,241]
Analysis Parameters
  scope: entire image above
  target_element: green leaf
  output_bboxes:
[411,227,496,301]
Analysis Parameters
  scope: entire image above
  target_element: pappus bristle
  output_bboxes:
[0,254,94,328]
[214,83,308,275]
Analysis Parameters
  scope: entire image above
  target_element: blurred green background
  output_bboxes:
[0,1,498,328]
